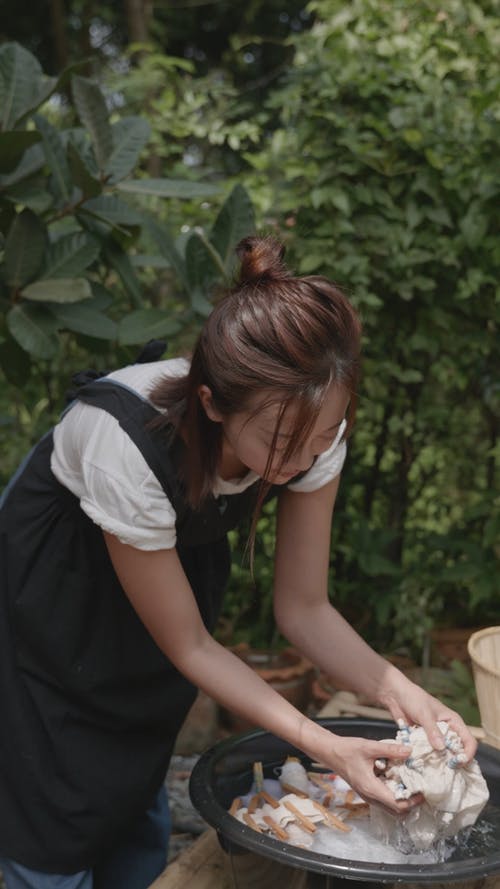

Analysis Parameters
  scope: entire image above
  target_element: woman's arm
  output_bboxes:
[273,479,477,760]
[103,530,413,812]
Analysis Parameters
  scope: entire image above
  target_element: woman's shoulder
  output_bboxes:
[107,356,189,402]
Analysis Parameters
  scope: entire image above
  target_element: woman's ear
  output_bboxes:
[198,385,223,423]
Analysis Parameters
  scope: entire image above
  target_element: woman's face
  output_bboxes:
[200,384,349,483]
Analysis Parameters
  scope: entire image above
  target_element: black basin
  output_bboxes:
[189,718,500,884]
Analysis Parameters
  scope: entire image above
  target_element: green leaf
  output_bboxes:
[0,43,55,130]
[104,241,142,307]
[21,278,92,304]
[0,131,41,175]
[117,309,181,345]
[71,74,113,170]
[67,141,102,199]
[2,175,53,214]
[144,216,188,289]
[210,184,255,267]
[105,117,151,183]
[130,254,170,269]
[6,302,58,358]
[89,281,114,310]
[5,209,47,288]
[0,143,45,187]
[48,301,117,340]
[42,232,100,279]
[185,231,224,314]
[33,114,72,204]
[81,194,142,228]
[116,178,220,199]
[0,333,31,386]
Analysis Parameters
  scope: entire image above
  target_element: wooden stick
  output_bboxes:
[243,812,263,833]
[263,815,289,841]
[283,800,317,833]
[253,761,264,792]
[280,781,309,798]
[259,790,280,809]
[229,797,242,816]
[247,794,261,814]
[344,804,370,819]
[311,800,351,833]
[307,773,334,792]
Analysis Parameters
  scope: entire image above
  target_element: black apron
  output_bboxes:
[0,378,262,873]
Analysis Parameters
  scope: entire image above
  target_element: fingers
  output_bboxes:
[420,719,446,751]
[361,776,422,815]
[440,715,478,761]
[375,742,411,761]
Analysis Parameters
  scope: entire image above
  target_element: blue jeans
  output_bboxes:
[0,787,170,889]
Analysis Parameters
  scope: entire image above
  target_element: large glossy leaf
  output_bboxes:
[42,232,100,279]
[116,178,220,199]
[81,195,142,228]
[72,74,113,171]
[49,301,117,340]
[89,282,114,310]
[65,128,98,175]
[7,302,58,358]
[34,114,72,204]
[130,254,170,269]
[210,184,255,267]
[105,117,151,183]
[2,175,53,214]
[185,231,224,315]
[5,209,47,288]
[67,141,102,199]
[117,309,181,345]
[144,216,188,289]
[0,333,31,386]
[104,241,142,307]
[0,143,45,187]
[0,43,55,131]
[0,131,41,175]
[22,278,92,304]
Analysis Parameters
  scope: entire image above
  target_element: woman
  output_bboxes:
[0,236,475,888]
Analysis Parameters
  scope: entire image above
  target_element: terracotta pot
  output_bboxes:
[221,644,314,733]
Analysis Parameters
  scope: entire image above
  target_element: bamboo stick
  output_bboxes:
[283,800,317,833]
[263,815,289,841]
[311,800,351,832]
[243,812,263,833]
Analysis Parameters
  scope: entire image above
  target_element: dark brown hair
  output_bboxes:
[150,235,362,529]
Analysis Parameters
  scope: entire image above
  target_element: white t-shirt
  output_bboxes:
[51,359,347,551]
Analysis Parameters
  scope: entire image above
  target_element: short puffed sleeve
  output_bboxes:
[51,400,177,550]
[286,420,347,493]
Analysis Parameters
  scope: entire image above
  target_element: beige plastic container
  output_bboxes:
[468,626,500,749]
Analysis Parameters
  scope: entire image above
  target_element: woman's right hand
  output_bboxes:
[328,734,423,814]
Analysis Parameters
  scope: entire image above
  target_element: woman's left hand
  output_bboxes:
[380,679,477,762]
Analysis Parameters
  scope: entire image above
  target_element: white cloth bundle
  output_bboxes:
[372,721,489,850]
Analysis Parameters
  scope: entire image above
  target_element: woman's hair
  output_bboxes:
[150,235,362,529]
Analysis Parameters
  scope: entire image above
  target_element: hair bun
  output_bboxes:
[236,236,288,284]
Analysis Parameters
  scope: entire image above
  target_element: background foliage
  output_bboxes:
[1,0,498,666]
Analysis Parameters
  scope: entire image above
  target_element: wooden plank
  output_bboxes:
[148,828,231,889]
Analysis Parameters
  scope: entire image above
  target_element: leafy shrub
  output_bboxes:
[241,0,500,654]
[0,42,256,482]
